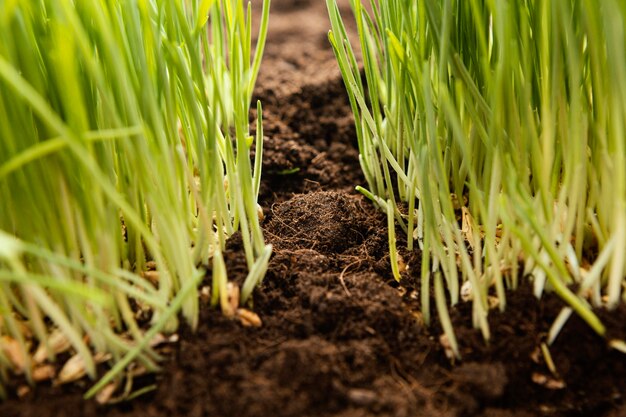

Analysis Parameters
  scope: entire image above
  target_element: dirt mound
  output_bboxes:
[266,191,369,254]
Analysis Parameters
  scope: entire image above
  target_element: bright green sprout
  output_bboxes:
[0,0,271,398]
[328,0,626,358]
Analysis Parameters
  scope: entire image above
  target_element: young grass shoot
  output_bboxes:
[328,0,626,357]
[0,0,271,398]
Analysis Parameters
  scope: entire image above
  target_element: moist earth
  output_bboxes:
[2,1,626,416]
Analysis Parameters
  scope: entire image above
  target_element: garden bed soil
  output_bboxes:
[2,1,626,416]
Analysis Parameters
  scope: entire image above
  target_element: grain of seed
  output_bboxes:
[439,334,455,360]
[200,286,211,303]
[237,309,262,327]
[96,381,119,405]
[57,353,88,384]
[1,336,26,374]
[32,364,56,382]
[17,385,30,399]
[33,329,71,363]
[141,271,159,285]
[58,352,111,384]
[228,283,240,312]
[531,372,566,390]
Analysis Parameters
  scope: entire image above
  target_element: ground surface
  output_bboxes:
[2,1,626,416]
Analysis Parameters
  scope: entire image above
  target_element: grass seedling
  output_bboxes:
[0,0,270,397]
[328,0,626,354]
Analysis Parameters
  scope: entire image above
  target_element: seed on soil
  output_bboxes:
[1,336,26,374]
[32,364,56,382]
[141,270,160,285]
[228,283,240,312]
[57,352,111,385]
[461,280,473,302]
[347,388,377,406]
[531,372,566,390]
[16,385,30,399]
[95,381,119,405]
[33,329,71,363]
[236,308,262,327]
[57,354,88,385]
[200,286,211,304]
[439,334,456,361]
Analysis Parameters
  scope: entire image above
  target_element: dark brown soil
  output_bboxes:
[2,1,626,416]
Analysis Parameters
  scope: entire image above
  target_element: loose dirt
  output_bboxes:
[2,1,625,416]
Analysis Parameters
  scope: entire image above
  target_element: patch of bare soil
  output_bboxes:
[2,1,626,416]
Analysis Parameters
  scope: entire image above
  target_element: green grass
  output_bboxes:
[328,0,626,357]
[0,0,270,398]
